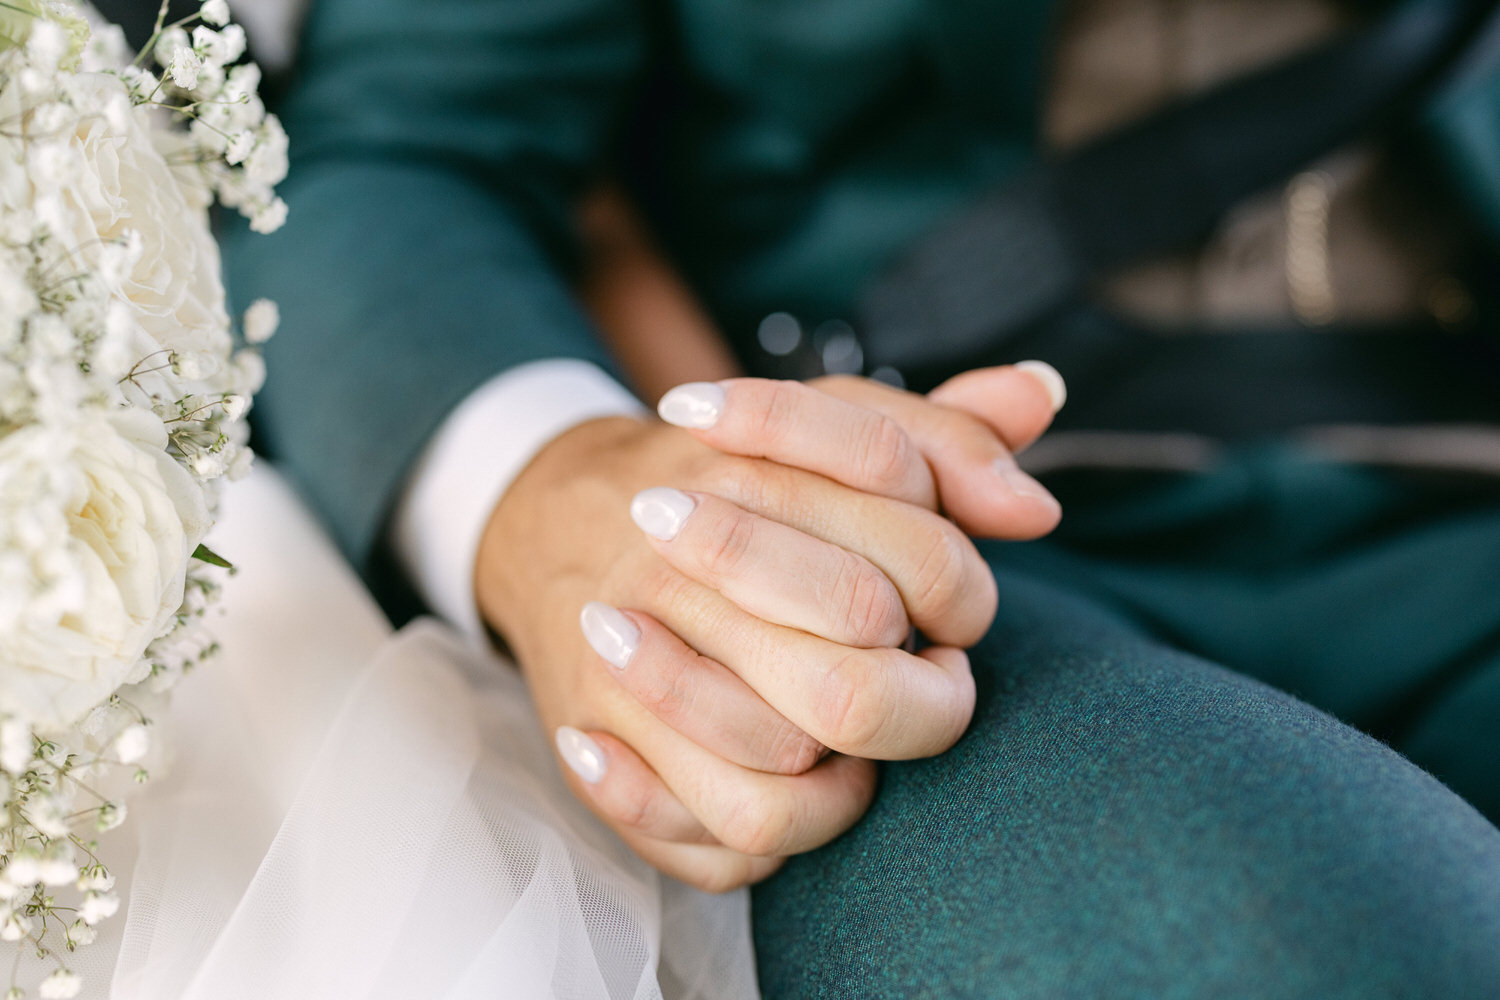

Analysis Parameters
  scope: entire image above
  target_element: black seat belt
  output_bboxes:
[858,0,1500,374]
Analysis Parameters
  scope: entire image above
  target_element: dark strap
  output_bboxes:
[996,309,1500,441]
[858,0,1496,373]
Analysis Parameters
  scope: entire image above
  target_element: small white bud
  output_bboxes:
[38,968,82,999]
[225,131,254,165]
[78,891,119,925]
[201,0,231,26]
[169,48,202,90]
[0,909,34,941]
[188,450,227,478]
[66,918,97,949]
[170,351,219,380]
[154,26,190,68]
[242,298,278,344]
[249,196,287,234]
[113,724,150,764]
[76,869,114,893]
[95,802,126,832]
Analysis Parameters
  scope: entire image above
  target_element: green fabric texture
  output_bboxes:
[753,448,1500,997]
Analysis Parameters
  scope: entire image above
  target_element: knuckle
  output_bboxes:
[636,650,701,728]
[612,782,665,834]
[638,562,693,613]
[906,522,971,624]
[745,380,802,447]
[761,720,825,775]
[719,786,796,857]
[697,506,757,581]
[854,413,916,494]
[835,555,908,647]
[811,649,896,753]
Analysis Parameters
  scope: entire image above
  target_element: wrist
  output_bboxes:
[474,414,653,662]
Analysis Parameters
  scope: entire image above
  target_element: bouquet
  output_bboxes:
[0,2,285,995]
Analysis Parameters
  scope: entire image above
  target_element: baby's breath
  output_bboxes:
[1,1,282,992]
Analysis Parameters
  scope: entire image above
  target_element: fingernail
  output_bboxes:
[658,382,725,428]
[631,487,697,541]
[580,601,640,670]
[1015,360,1067,413]
[556,726,607,784]
[995,458,1057,504]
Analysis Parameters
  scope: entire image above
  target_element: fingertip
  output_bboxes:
[928,365,1060,452]
[992,458,1063,526]
[916,646,977,748]
[936,457,1062,541]
[658,381,726,429]
[917,644,971,675]
[630,486,698,541]
[572,730,722,845]
[1013,359,1067,413]
[556,725,608,784]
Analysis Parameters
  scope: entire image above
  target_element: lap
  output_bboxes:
[753,456,1500,999]
[1001,450,1500,816]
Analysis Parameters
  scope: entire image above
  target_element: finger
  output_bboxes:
[561,708,879,856]
[926,361,1067,453]
[659,745,880,857]
[637,581,976,758]
[626,836,786,894]
[812,368,1063,540]
[554,728,787,893]
[657,378,938,510]
[554,726,719,844]
[579,602,826,774]
[628,487,909,648]
[687,463,998,646]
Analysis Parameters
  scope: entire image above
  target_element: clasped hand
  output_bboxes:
[477,365,1065,890]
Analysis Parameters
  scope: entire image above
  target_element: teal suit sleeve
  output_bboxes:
[223,0,643,571]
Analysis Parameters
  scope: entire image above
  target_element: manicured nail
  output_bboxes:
[658,382,725,428]
[1015,360,1067,413]
[580,601,639,670]
[631,487,696,541]
[555,726,606,784]
[995,458,1056,504]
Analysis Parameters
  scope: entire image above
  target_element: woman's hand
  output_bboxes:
[477,364,1064,891]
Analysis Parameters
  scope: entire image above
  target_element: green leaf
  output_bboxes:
[191,544,233,569]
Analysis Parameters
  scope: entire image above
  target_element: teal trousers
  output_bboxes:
[752,446,1500,998]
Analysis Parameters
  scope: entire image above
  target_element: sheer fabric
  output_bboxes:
[68,465,758,999]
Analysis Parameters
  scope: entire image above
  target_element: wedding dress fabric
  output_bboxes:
[67,465,758,999]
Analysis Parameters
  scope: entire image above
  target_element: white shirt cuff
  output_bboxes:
[393,359,645,641]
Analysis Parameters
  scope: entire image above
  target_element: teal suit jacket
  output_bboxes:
[224,0,1500,581]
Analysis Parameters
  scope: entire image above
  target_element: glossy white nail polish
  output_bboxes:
[555,726,606,784]
[580,601,640,670]
[1015,360,1067,413]
[657,382,726,428]
[631,487,697,541]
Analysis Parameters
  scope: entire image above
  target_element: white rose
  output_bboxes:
[0,410,210,734]
[50,75,230,368]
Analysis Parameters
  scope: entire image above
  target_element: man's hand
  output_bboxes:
[476,364,1064,890]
